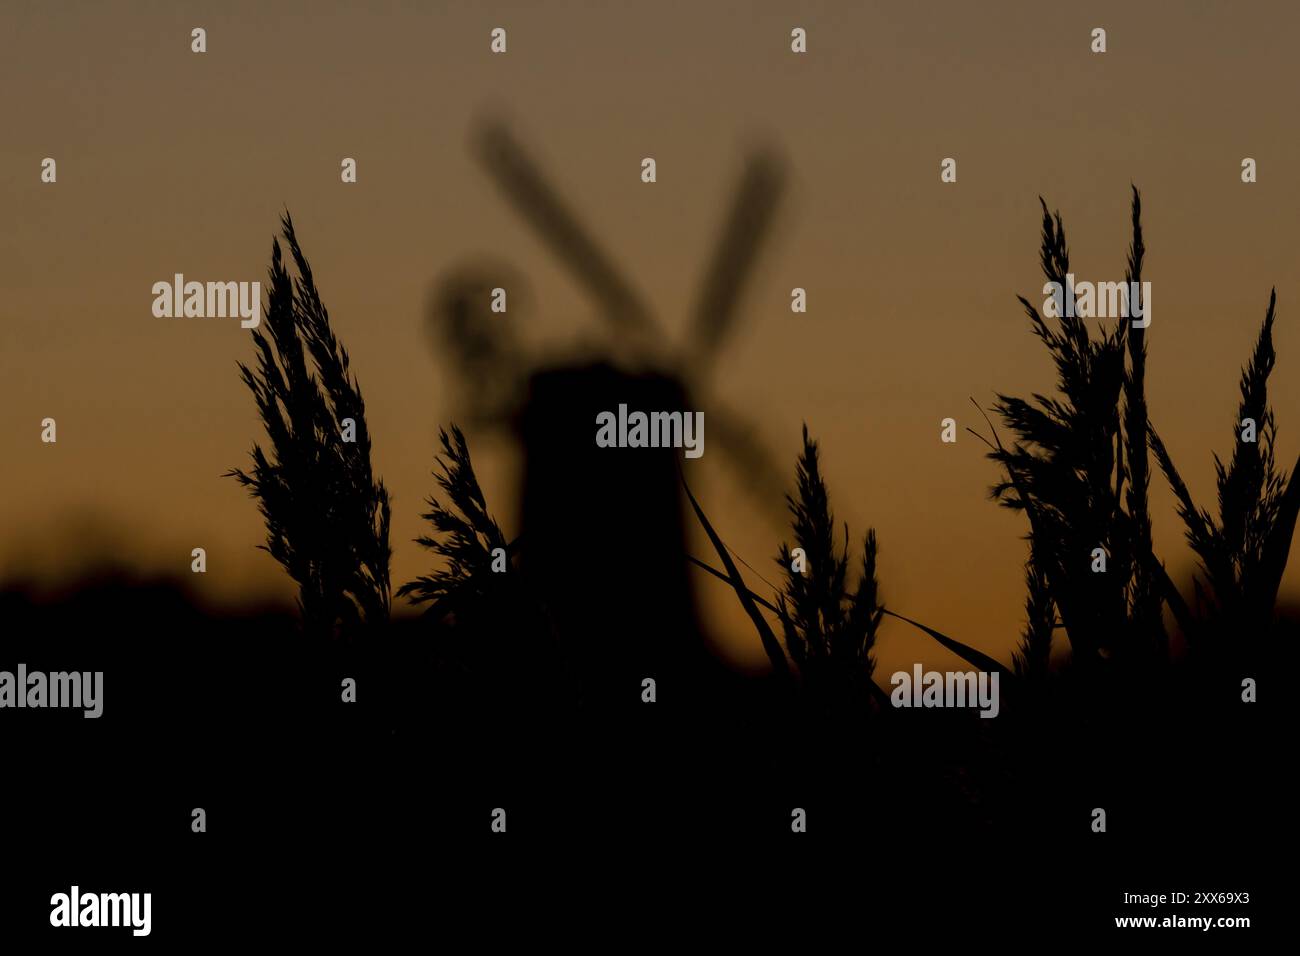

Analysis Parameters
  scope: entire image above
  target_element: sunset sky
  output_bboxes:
[4,0,1298,675]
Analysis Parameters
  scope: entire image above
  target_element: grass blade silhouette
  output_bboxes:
[1121,187,1165,656]
[681,474,792,682]
[883,609,1014,683]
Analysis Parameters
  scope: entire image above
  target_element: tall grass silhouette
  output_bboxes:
[774,425,882,710]
[219,196,1296,708]
[978,190,1162,674]
[691,189,1296,701]
[1150,290,1300,667]
[687,426,1007,701]
[1014,553,1054,682]
[227,213,392,639]
[397,424,515,622]
[1120,190,1165,657]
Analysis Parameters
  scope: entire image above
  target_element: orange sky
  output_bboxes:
[4,0,1298,674]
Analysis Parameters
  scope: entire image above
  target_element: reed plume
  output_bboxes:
[227,212,392,638]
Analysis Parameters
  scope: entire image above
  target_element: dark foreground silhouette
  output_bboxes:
[2,571,1288,942]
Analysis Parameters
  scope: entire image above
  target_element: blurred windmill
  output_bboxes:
[426,119,791,711]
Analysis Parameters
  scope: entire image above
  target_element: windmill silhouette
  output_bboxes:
[427,120,791,716]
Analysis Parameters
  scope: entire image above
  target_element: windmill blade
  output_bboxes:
[473,120,663,346]
[707,401,790,530]
[686,148,787,376]
[426,264,529,426]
